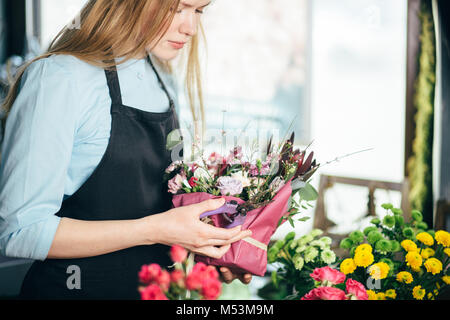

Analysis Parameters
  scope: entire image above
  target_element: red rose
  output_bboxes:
[156,270,171,292]
[192,262,208,274]
[140,284,168,300]
[139,263,161,284]
[204,265,219,280]
[301,287,347,300]
[188,177,198,187]
[201,278,222,300]
[170,269,185,287]
[186,270,203,291]
[170,245,188,263]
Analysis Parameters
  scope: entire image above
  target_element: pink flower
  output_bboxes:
[168,172,186,194]
[170,245,188,263]
[139,263,162,284]
[170,269,185,287]
[208,152,223,165]
[216,176,243,196]
[186,270,204,291]
[310,267,346,285]
[140,284,169,300]
[301,287,347,300]
[192,262,208,274]
[204,265,219,279]
[155,270,171,292]
[345,278,368,300]
[201,278,222,300]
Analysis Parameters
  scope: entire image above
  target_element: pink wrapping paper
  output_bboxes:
[171,179,293,276]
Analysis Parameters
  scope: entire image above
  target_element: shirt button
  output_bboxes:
[137,72,143,80]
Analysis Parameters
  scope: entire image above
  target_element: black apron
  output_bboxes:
[20,55,183,300]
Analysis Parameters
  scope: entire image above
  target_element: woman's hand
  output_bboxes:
[219,267,252,285]
[143,198,252,259]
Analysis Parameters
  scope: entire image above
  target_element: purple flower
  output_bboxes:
[216,176,243,196]
[269,176,285,193]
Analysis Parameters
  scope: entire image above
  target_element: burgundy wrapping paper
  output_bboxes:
[171,179,293,276]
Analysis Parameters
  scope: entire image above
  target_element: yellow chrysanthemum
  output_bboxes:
[424,258,443,275]
[435,230,450,247]
[369,262,390,280]
[354,251,374,268]
[406,251,423,269]
[427,292,435,300]
[443,275,450,285]
[385,289,397,299]
[401,239,418,252]
[340,258,357,275]
[367,290,378,300]
[411,265,422,273]
[444,248,450,257]
[421,247,435,259]
[355,243,373,254]
[412,285,426,300]
[416,232,434,246]
[376,292,386,300]
[396,271,413,284]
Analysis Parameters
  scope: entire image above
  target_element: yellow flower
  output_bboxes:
[420,247,435,259]
[369,262,390,280]
[443,275,450,285]
[396,271,413,284]
[412,285,426,300]
[411,265,422,273]
[355,243,373,254]
[367,290,378,300]
[406,251,423,269]
[354,251,374,268]
[340,258,357,275]
[424,258,443,275]
[444,248,450,257]
[435,230,450,247]
[416,232,434,246]
[385,289,397,299]
[427,292,435,300]
[376,292,386,300]
[401,239,418,252]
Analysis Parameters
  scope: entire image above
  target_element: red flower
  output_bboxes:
[155,270,171,292]
[188,177,198,187]
[140,284,169,300]
[139,263,162,284]
[204,265,219,279]
[170,245,188,263]
[310,266,346,285]
[186,270,204,291]
[201,278,222,300]
[301,287,347,300]
[345,278,368,300]
[170,269,185,288]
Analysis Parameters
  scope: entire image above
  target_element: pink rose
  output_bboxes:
[345,278,368,300]
[301,287,347,300]
[170,245,188,263]
[204,265,219,279]
[155,270,171,292]
[310,267,346,285]
[170,269,185,287]
[140,284,169,300]
[192,262,208,273]
[139,263,162,284]
[201,278,222,300]
[186,270,203,291]
[168,173,186,194]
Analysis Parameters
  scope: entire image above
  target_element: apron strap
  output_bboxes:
[104,66,123,106]
[147,55,175,110]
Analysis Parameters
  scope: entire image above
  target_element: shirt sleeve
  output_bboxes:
[0,57,79,260]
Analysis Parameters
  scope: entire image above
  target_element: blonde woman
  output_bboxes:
[0,0,252,299]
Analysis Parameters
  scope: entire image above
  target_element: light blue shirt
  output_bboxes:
[0,53,180,261]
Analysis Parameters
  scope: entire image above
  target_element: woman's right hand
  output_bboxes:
[144,198,252,259]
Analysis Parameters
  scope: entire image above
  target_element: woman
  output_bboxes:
[0,0,252,299]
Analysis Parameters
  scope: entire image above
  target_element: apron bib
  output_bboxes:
[20,56,183,300]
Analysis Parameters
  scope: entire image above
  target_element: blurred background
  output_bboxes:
[0,0,449,299]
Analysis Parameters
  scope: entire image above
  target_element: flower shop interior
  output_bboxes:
[0,0,449,300]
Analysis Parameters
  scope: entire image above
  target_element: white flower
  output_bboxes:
[194,167,211,180]
[231,171,251,188]
[320,249,336,264]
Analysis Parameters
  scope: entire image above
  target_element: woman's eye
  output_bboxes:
[196,10,204,14]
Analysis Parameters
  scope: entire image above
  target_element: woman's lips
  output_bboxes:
[168,41,185,49]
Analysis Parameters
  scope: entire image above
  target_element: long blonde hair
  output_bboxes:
[1,0,205,137]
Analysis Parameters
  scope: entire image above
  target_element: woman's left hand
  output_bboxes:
[218,267,252,285]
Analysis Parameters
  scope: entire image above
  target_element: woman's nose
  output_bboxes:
[179,12,198,36]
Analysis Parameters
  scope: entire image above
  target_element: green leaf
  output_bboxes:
[298,183,319,201]
[297,217,310,222]
[288,217,295,228]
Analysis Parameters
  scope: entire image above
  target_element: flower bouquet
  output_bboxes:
[139,245,222,300]
[164,131,319,276]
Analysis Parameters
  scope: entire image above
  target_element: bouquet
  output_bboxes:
[337,204,450,300]
[139,245,222,300]
[164,131,319,276]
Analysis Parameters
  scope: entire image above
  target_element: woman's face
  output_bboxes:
[149,0,211,61]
